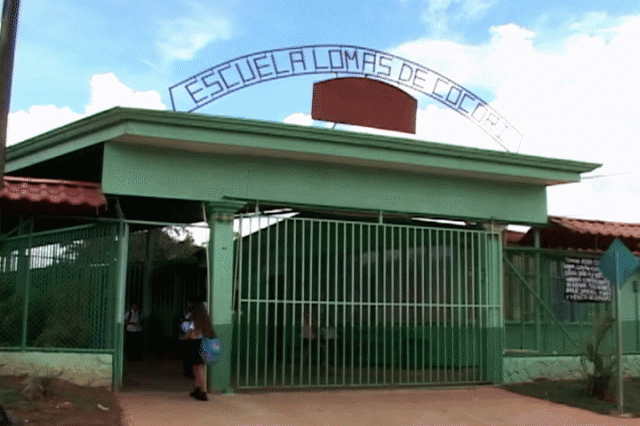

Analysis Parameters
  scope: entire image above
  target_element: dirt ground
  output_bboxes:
[117,385,640,426]
[0,375,124,426]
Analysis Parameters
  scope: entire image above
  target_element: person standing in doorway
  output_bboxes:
[124,303,143,361]
[183,301,216,401]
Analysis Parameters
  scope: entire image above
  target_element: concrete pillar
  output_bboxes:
[113,222,129,391]
[205,201,244,393]
[485,229,504,383]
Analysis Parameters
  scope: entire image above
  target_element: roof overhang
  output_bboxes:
[6,107,600,187]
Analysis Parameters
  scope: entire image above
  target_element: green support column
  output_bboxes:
[113,222,129,391]
[534,229,542,352]
[483,225,504,383]
[205,201,244,394]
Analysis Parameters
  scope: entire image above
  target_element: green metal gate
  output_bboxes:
[232,214,502,389]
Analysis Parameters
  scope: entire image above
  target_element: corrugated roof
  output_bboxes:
[0,176,107,216]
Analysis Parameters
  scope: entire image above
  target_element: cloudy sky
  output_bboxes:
[4,0,640,223]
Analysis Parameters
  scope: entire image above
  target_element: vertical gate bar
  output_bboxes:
[342,222,347,386]
[264,216,271,387]
[457,231,462,382]
[404,227,409,383]
[473,232,478,382]
[402,227,407,383]
[446,230,452,383]
[358,223,363,385]
[313,221,319,384]
[466,231,472,383]
[390,226,395,385]
[316,221,322,384]
[282,218,288,387]
[334,222,339,386]
[325,221,330,385]
[469,232,475,382]
[451,230,456,382]
[367,224,372,384]
[475,232,480,382]
[448,230,454,382]
[479,233,485,381]
[485,232,491,382]
[314,221,320,383]
[442,230,448,383]
[299,219,305,385]
[311,220,317,385]
[304,220,310,385]
[291,219,298,386]
[245,215,253,387]
[420,228,426,383]
[234,215,243,387]
[255,214,263,387]
[436,229,441,383]
[273,219,280,387]
[382,223,387,384]
[427,228,432,383]
[374,224,380,385]
[350,222,355,385]
[485,232,490,382]
[498,231,505,384]
[316,221,322,385]
[413,228,418,384]
[463,231,469,382]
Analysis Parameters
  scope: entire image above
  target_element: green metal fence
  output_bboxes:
[504,248,615,356]
[0,223,119,351]
[232,214,502,389]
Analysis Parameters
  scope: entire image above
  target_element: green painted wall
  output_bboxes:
[102,143,548,223]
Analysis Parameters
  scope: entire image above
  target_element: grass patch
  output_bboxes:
[504,378,640,416]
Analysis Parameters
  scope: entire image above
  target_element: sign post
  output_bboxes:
[598,239,640,413]
[0,0,21,189]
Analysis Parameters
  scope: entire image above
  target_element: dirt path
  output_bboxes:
[117,386,638,426]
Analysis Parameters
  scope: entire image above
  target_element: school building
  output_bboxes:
[2,107,639,393]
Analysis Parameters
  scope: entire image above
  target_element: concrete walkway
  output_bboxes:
[117,386,638,426]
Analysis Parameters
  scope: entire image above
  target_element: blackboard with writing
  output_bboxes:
[564,257,612,303]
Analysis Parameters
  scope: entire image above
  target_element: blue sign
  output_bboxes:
[598,239,640,288]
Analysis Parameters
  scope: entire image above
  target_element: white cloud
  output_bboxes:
[283,113,314,127]
[8,73,166,145]
[156,13,231,65]
[415,14,640,222]
[8,106,82,145]
[419,0,499,38]
[85,73,165,115]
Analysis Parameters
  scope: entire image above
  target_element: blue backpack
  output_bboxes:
[199,337,222,364]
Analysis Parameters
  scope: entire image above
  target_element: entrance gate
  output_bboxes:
[232,214,502,389]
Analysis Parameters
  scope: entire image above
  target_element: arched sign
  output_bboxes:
[169,44,522,151]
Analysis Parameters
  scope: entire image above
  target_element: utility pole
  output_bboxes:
[0,0,20,189]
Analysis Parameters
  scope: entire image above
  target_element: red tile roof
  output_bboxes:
[549,216,640,239]
[517,216,640,254]
[1,176,107,216]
